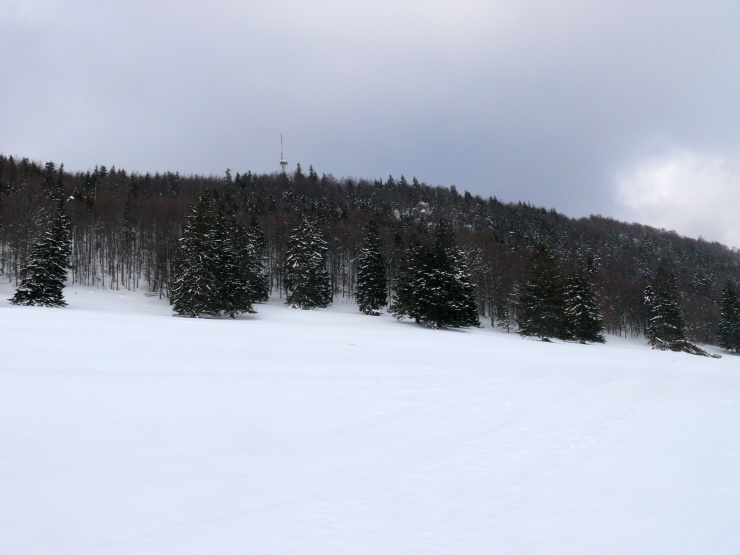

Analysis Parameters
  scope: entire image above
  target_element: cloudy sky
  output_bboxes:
[2,0,738,247]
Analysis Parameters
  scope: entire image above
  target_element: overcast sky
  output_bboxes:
[2,0,738,247]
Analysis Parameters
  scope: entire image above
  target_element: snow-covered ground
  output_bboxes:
[1,284,739,555]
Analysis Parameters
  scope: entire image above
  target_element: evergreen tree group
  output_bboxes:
[391,220,479,328]
[10,203,71,307]
[516,244,604,342]
[171,194,267,318]
[356,221,388,315]
[2,155,738,348]
[284,217,332,309]
[718,281,740,353]
[644,266,714,356]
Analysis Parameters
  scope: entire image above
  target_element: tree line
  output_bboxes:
[1,154,739,352]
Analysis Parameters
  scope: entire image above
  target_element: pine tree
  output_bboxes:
[564,269,605,343]
[284,218,332,309]
[516,243,568,340]
[171,195,221,317]
[10,203,71,307]
[718,281,740,353]
[390,221,479,328]
[356,220,388,315]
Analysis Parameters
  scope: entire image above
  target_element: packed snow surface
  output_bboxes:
[1,285,739,554]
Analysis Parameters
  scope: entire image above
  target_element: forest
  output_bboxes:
[1,154,738,345]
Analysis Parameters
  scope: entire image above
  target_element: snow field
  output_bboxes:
[1,284,739,554]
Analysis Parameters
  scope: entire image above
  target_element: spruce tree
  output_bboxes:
[171,195,222,317]
[564,269,605,343]
[171,195,267,318]
[718,281,740,353]
[214,213,256,318]
[356,220,387,315]
[435,221,479,328]
[284,217,332,309]
[516,243,568,340]
[495,288,518,333]
[644,266,686,349]
[245,217,270,303]
[390,221,479,328]
[390,240,427,323]
[644,266,714,356]
[10,203,71,307]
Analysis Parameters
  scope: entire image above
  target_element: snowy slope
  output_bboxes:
[1,284,739,555]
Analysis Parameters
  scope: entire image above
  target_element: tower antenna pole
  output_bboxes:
[280,133,288,174]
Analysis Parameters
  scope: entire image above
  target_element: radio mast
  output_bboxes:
[280,133,288,174]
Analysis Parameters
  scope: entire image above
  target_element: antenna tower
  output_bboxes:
[280,133,288,174]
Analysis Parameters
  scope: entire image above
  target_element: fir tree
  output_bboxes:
[171,195,221,317]
[516,243,568,340]
[356,220,388,315]
[564,269,605,343]
[284,217,332,309]
[390,221,479,328]
[718,281,740,353]
[10,203,71,307]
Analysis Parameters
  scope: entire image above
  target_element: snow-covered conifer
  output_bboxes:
[564,269,605,343]
[516,243,568,340]
[644,266,714,356]
[171,195,265,318]
[284,217,332,309]
[390,220,479,328]
[10,203,71,307]
[356,220,387,315]
[644,266,685,349]
[171,195,221,317]
[214,213,256,318]
[245,217,270,303]
[718,281,740,353]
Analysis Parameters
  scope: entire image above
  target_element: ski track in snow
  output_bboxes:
[1,283,739,554]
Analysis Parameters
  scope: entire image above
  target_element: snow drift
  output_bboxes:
[1,285,738,554]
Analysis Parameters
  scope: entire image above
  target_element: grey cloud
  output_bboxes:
[2,0,738,244]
